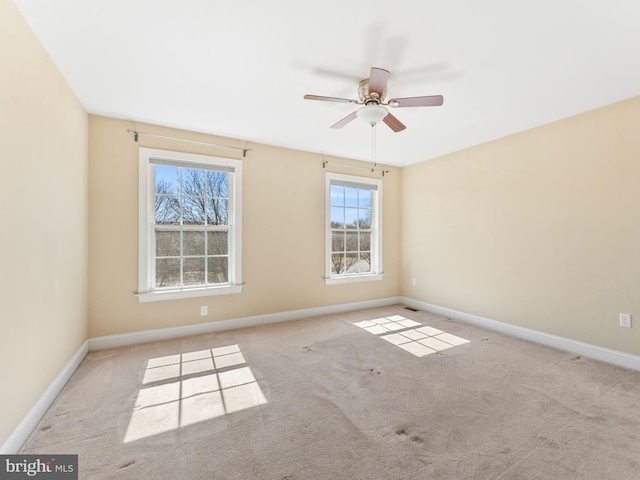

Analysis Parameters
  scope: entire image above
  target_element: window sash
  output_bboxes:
[152,225,231,290]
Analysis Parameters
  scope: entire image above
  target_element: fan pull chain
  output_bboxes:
[371,122,377,171]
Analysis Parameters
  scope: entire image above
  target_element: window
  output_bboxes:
[138,148,242,302]
[325,172,382,284]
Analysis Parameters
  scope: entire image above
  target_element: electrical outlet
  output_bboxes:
[620,313,631,328]
[411,278,417,287]
[201,306,208,316]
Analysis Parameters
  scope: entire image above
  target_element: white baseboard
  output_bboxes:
[401,297,640,372]
[89,296,402,351]
[1,341,89,454]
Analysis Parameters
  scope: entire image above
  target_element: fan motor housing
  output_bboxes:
[358,78,387,104]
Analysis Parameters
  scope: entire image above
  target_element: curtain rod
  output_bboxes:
[127,129,251,157]
[322,160,390,177]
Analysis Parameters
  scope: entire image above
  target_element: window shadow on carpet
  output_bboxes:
[353,315,470,357]
[124,344,267,443]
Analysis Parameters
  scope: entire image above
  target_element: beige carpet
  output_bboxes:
[21,305,640,479]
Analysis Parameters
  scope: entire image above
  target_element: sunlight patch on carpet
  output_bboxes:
[353,315,470,357]
[125,345,267,443]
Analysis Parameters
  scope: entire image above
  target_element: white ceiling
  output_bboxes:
[13,0,640,167]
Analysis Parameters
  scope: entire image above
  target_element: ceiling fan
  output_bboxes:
[304,67,443,132]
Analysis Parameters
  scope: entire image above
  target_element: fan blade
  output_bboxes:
[388,95,444,107]
[368,67,390,97]
[383,113,406,132]
[304,94,358,104]
[330,111,358,129]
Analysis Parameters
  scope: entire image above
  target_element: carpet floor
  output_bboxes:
[21,305,640,479]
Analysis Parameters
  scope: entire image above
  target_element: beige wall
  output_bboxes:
[0,0,89,447]
[88,116,400,338]
[400,97,640,355]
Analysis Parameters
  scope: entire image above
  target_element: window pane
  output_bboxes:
[206,198,228,225]
[207,171,229,198]
[156,258,180,287]
[208,257,228,284]
[182,169,206,196]
[154,165,180,195]
[345,253,358,273]
[358,189,371,208]
[330,207,344,229]
[207,231,228,255]
[330,185,344,206]
[183,257,205,286]
[360,232,371,251]
[360,252,371,272]
[345,208,358,229]
[358,208,371,229]
[156,230,180,257]
[345,187,358,207]
[331,254,345,275]
[356,254,371,273]
[155,195,180,224]
[183,231,205,256]
[182,197,206,225]
[345,232,358,252]
[331,232,345,252]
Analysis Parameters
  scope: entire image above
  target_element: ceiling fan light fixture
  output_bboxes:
[357,105,388,125]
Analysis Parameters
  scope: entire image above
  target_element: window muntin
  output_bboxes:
[138,148,242,301]
[326,173,382,284]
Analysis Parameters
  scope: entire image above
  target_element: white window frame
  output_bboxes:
[325,172,383,285]
[137,147,243,302]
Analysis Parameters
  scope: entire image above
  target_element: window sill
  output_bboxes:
[324,273,383,286]
[137,284,243,303]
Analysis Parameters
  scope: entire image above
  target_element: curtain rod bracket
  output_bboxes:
[127,129,139,142]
